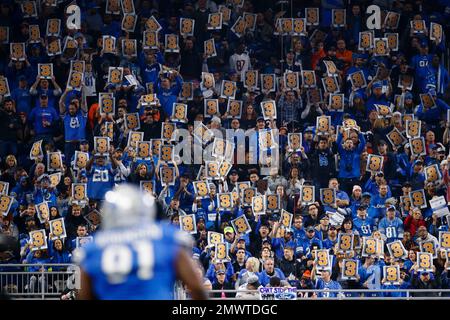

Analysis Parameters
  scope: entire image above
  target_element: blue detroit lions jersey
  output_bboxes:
[353,216,375,237]
[76,222,191,299]
[87,164,115,200]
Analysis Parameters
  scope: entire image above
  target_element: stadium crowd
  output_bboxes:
[2,0,450,299]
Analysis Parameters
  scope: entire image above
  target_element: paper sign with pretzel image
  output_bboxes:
[243,70,258,90]
[321,75,339,93]
[226,99,242,119]
[38,64,53,80]
[409,189,427,209]
[328,93,345,112]
[74,151,89,171]
[48,172,61,188]
[29,229,48,252]
[398,75,414,91]
[439,231,450,252]
[71,183,87,206]
[417,252,434,272]
[252,195,266,216]
[279,209,293,230]
[337,233,354,254]
[94,136,110,156]
[332,9,346,28]
[323,60,338,76]
[121,0,135,14]
[102,35,116,54]
[204,99,219,118]
[358,31,373,51]
[241,187,256,207]
[373,38,389,56]
[70,60,85,74]
[207,231,224,247]
[231,215,252,235]
[214,242,230,263]
[180,214,197,235]
[193,181,210,200]
[386,128,407,148]
[361,237,384,258]
[106,0,121,14]
[385,33,399,51]
[387,240,408,260]
[127,131,144,149]
[217,193,234,211]
[67,71,84,91]
[243,12,257,31]
[0,76,10,97]
[299,185,315,205]
[138,181,153,196]
[0,195,12,216]
[219,5,232,25]
[29,140,43,160]
[208,12,223,30]
[122,14,137,32]
[171,103,188,123]
[288,133,302,152]
[424,164,442,183]
[180,18,195,37]
[143,31,159,50]
[284,71,299,91]
[193,123,214,145]
[320,188,336,206]
[315,249,332,271]
[21,1,38,18]
[205,161,220,180]
[160,166,176,186]
[46,19,61,37]
[292,18,307,36]
[230,16,246,38]
[349,70,367,90]
[430,22,443,44]
[165,34,180,53]
[204,38,217,59]
[159,144,175,163]
[266,194,281,213]
[301,70,316,89]
[384,11,400,29]
[136,141,152,160]
[420,240,437,258]
[383,265,400,285]
[145,16,162,32]
[220,80,237,99]
[307,88,323,105]
[47,151,63,172]
[10,43,25,61]
[0,182,9,196]
[366,154,384,173]
[179,82,193,101]
[261,74,276,93]
[99,93,115,116]
[201,72,215,90]
[305,7,319,26]
[410,20,427,35]
[341,259,359,280]
[409,137,426,157]
[49,218,67,241]
[108,67,123,85]
[316,116,331,136]
[122,39,137,58]
[28,25,40,43]
[261,100,277,120]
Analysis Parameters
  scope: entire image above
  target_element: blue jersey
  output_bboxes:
[77,222,190,299]
[315,278,342,298]
[63,110,87,141]
[87,164,115,200]
[378,217,404,243]
[353,216,375,237]
[359,263,382,296]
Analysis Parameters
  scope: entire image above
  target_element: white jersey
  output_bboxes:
[229,53,251,79]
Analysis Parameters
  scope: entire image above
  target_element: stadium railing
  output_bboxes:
[185,289,450,300]
[0,264,78,300]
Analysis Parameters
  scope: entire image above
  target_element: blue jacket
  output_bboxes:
[337,132,366,179]
[416,98,450,124]
[28,105,59,135]
[258,268,286,286]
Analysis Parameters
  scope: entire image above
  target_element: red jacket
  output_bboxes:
[403,215,426,237]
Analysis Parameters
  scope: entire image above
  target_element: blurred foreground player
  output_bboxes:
[75,184,207,300]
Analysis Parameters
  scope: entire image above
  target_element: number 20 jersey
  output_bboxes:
[76,222,192,299]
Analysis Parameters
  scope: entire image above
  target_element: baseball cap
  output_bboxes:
[302,270,312,279]
[362,192,372,198]
[247,275,261,287]
[306,226,315,232]
[224,226,234,234]
[404,91,413,100]
[229,169,238,175]
[216,269,226,275]
[358,204,368,210]
[373,81,383,89]
[304,126,315,134]
[387,205,396,211]
[414,159,423,166]
[256,116,265,122]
